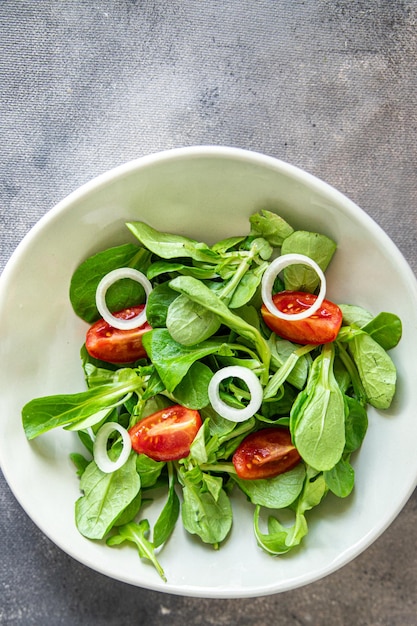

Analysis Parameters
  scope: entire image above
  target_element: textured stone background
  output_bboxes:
[1,2,416,624]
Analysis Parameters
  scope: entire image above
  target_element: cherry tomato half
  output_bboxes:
[232,427,301,480]
[129,405,202,462]
[85,305,152,363]
[261,291,342,345]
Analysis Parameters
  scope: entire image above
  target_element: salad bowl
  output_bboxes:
[1,146,416,598]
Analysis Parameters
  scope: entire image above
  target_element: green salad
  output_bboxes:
[22,210,401,581]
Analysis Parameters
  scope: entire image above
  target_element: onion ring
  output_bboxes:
[261,253,326,321]
[93,422,132,473]
[208,365,263,423]
[95,268,153,330]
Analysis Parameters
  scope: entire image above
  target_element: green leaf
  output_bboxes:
[145,282,178,328]
[233,463,306,508]
[142,328,228,392]
[107,520,166,581]
[291,344,345,471]
[249,210,294,247]
[153,464,180,548]
[361,312,402,351]
[147,260,216,281]
[347,332,397,409]
[70,452,90,477]
[344,396,368,452]
[75,454,140,540]
[22,371,142,440]
[135,454,165,488]
[281,231,337,292]
[324,456,355,498]
[166,294,221,345]
[181,483,233,545]
[169,275,270,381]
[173,361,213,409]
[126,221,218,263]
[70,244,151,323]
[339,304,373,328]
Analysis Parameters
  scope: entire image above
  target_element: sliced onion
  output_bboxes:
[208,366,263,423]
[261,253,326,321]
[93,422,132,473]
[95,268,153,330]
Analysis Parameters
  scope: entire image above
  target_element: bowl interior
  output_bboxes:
[1,147,417,597]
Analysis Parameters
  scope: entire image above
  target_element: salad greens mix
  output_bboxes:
[22,209,401,581]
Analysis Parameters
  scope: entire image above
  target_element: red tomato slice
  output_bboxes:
[85,305,152,363]
[232,427,301,480]
[261,291,342,345]
[129,405,202,462]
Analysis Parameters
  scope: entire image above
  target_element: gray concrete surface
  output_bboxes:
[1,2,416,624]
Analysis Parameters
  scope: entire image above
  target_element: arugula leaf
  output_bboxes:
[107,520,166,581]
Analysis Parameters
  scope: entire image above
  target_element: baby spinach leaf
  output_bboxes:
[75,453,140,540]
[254,469,328,555]
[114,491,143,526]
[70,452,90,477]
[265,339,314,397]
[166,294,221,345]
[70,244,151,323]
[233,463,305,509]
[169,275,270,381]
[147,260,216,281]
[126,221,219,263]
[339,304,373,328]
[173,361,213,409]
[211,235,246,253]
[281,231,337,292]
[291,344,345,471]
[344,396,368,452]
[346,332,397,409]
[145,282,178,328]
[142,329,228,392]
[228,268,263,309]
[249,210,294,247]
[135,454,165,488]
[361,312,402,351]
[22,371,143,440]
[107,520,166,582]
[180,479,233,545]
[153,463,180,548]
[324,456,355,498]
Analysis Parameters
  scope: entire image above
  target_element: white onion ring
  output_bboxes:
[208,366,263,423]
[93,422,132,473]
[261,253,326,321]
[95,268,153,330]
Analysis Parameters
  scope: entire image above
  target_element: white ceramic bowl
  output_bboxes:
[1,146,417,598]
